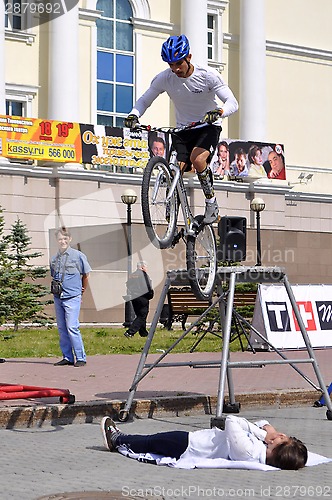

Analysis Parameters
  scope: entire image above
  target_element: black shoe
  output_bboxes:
[74,361,86,367]
[139,331,148,337]
[124,331,134,338]
[54,358,74,366]
[100,416,122,452]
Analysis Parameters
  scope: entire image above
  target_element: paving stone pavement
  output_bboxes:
[0,349,331,428]
[1,406,331,500]
[0,347,332,499]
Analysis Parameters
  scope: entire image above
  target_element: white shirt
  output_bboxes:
[130,64,238,127]
[177,415,268,466]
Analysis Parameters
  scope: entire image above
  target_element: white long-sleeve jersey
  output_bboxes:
[177,416,268,466]
[130,64,238,127]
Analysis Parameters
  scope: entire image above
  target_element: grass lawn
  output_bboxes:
[0,325,247,358]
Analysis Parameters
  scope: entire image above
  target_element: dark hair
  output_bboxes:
[150,136,166,148]
[234,147,246,157]
[55,226,71,238]
[217,141,229,152]
[268,437,308,470]
[248,144,262,164]
[268,149,285,167]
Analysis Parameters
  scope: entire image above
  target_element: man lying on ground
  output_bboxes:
[100,415,307,470]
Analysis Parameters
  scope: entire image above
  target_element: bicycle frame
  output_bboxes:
[139,121,205,238]
[141,123,218,300]
[166,150,197,238]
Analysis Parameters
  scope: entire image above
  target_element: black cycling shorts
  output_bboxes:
[171,124,221,171]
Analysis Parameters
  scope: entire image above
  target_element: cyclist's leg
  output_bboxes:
[187,126,221,223]
[191,147,218,223]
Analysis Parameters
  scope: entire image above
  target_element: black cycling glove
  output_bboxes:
[203,109,223,124]
[124,114,139,129]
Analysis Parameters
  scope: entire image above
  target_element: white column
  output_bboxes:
[0,3,9,163]
[48,5,79,122]
[0,0,6,114]
[181,0,208,67]
[240,0,266,141]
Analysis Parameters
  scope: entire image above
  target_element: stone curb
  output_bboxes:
[0,389,320,429]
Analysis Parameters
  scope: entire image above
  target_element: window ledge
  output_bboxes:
[5,30,36,45]
[208,60,226,72]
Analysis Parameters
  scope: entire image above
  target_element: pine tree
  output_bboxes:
[0,205,12,326]
[4,217,52,330]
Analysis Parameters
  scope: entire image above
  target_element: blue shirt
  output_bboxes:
[50,246,92,299]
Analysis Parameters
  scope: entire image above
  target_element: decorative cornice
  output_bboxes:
[1,164,332,204]
[79,8,102,22]
[209,61,226,72]
[224,33,332,62]
[6,83,39,95]
[5,30,35,45]
[286,191,332,204]
[266,40,332,61]
[131,17,176,33]
[287,165,332,175]
[208,0,228,11]
[130,0,150,19]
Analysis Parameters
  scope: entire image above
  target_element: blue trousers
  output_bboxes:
[54,295,86,363]
[117,431,189,460]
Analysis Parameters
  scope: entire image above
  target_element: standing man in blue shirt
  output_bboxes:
[50,227,91,367]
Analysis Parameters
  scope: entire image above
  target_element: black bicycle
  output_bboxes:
[140,123,217,300]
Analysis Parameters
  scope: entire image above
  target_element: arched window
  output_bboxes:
[96,0,134,126]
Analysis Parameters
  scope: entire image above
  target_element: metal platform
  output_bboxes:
[119,266,332,423]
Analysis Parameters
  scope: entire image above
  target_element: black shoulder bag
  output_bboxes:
[51,254,68,297]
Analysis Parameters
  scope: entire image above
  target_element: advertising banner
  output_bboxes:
[79,123,153,170]
[0,114,155,169]
[0,114,285,179]
[0,115,82,162]
[250,284,332,349]
[210,139,286,180]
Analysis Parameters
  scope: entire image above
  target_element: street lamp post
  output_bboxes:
[121,188,138,327]
[250,197,265,266]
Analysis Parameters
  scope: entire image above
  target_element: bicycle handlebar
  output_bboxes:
[133,121,206,134]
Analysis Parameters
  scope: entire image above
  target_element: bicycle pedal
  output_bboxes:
[192,215,204,234]
[171,228,184,247]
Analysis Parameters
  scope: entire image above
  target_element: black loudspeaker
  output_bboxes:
[218,216,247,262]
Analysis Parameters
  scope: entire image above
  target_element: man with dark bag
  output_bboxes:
[50,227,91,366]
[124,261,154,339]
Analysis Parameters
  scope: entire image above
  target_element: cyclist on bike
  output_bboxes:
[124,34,238,224]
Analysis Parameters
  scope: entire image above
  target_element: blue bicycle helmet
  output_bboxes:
[161,35,190,63]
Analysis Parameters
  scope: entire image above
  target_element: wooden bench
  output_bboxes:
[159,288,257,331]
[159,287,210,330]
[232,291,257,315]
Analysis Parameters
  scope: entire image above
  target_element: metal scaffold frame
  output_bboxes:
[118,267,332,424]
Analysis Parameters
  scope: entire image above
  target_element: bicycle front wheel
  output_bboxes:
[141,156,177,249]
[186,218,217,300]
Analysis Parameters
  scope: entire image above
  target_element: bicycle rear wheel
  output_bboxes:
[141,156,177,249]
[186,217,217,300]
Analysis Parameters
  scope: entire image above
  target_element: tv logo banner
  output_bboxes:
[251,284,332,349]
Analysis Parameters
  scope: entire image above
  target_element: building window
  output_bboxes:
[207,14,215,61]
[96,0,134,127]
[207,2,226,72]
[5,84,38,117]
[6,100,25,116]
[5,0,23,30]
